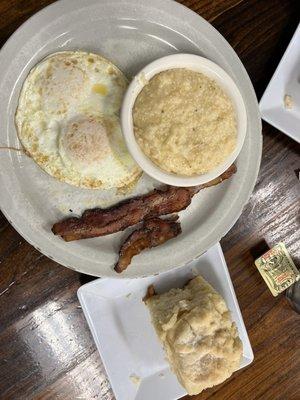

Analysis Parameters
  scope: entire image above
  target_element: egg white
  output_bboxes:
[15,51,141,189]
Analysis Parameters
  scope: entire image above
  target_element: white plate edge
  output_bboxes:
[259,22,300,143]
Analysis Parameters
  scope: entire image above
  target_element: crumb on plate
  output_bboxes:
[129,374,141,385]
[284,94,294,109]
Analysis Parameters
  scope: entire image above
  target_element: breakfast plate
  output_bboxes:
[78,243,254,400]
[0,0,262,277]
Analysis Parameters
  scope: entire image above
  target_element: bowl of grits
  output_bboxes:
[121,54,247,186]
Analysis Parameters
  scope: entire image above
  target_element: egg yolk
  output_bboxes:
[40,59,88,115]
[92,83,108,96]
[60,116,111,169]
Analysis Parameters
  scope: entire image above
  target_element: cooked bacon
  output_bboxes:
[114,217,181,273]
[52,164,236,241]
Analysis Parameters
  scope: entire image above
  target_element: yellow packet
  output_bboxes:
[255,243,300,296]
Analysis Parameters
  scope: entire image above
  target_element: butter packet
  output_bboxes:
[255,243,300,296]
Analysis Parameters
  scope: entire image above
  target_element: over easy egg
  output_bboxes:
[15,51,141,189]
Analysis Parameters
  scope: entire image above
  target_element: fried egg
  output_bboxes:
[15,51,141,189]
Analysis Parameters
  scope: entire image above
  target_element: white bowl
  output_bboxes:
[121,53,247,187]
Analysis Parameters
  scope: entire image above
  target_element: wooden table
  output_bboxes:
[0,0,299,399]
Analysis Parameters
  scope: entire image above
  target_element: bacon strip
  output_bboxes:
[114,217,181,273]
[52,164,236,241]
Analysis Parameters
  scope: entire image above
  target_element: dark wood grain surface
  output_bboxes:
[0,1,299,399]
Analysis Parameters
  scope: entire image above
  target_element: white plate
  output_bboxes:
[78,243,254,400]
[259,23,300,143]
[0,0,262,278]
